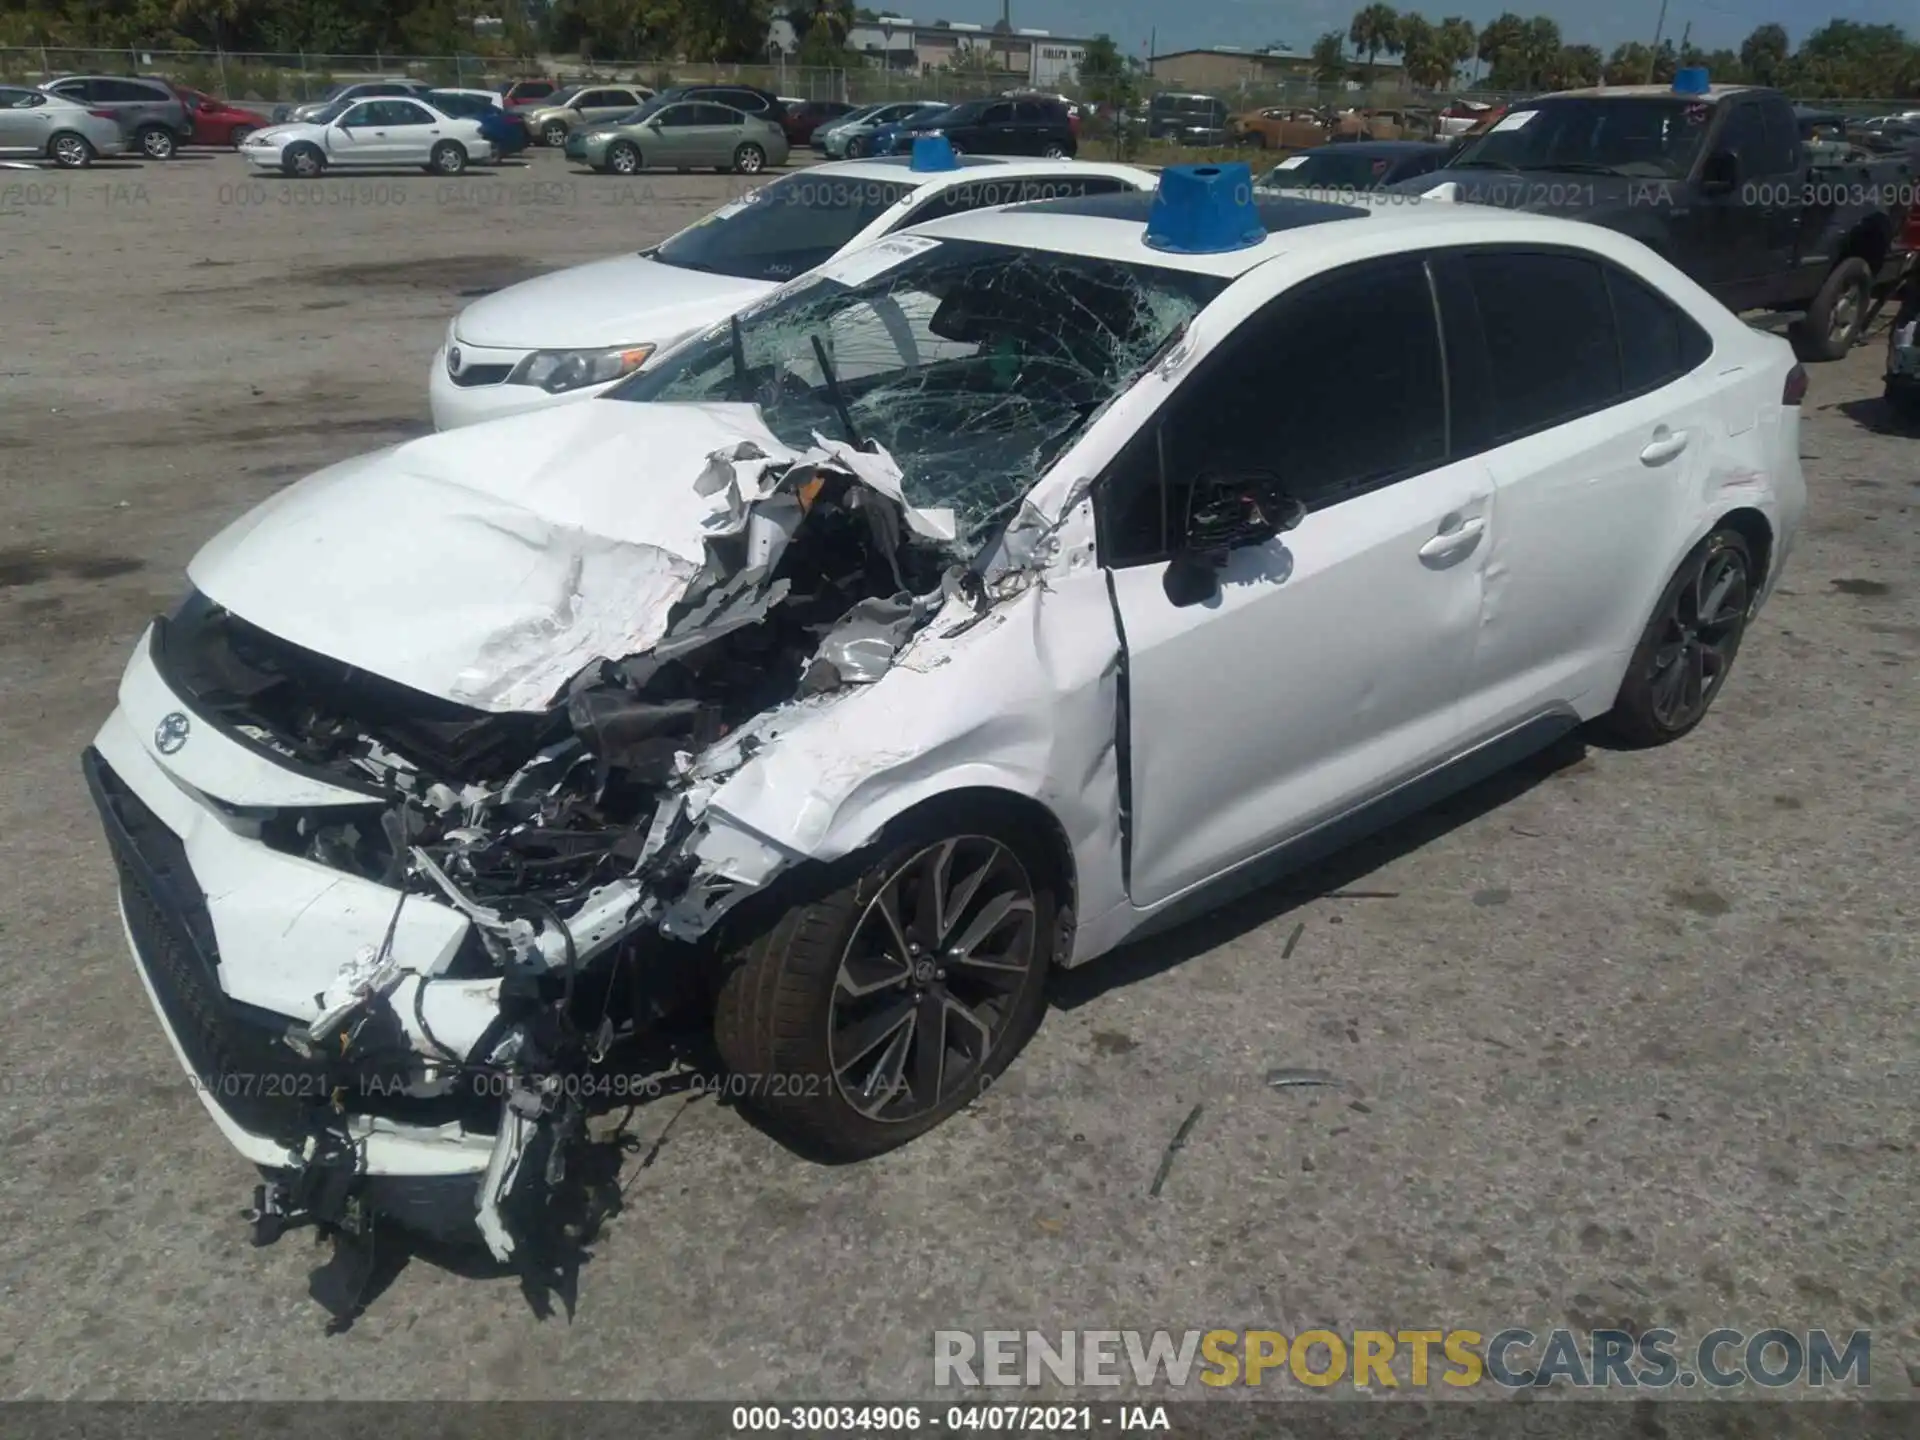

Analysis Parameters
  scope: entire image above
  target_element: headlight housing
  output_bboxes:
[506,345,655,394]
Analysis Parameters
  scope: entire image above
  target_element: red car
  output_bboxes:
[499,78,563,112]
[780,98,856,146]
[173,86,271,147]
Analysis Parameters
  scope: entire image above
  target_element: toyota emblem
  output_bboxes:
[446,346,463,375]
[154,711,191,755]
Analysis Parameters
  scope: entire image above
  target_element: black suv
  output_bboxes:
[900,95,1075,158]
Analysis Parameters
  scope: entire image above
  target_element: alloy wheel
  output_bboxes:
[1828,282,1866,345]
[1646,545,1750,731]
[828,836,1038,1124]
[50,135,89,167]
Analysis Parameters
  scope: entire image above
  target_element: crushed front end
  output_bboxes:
[84,431,977,1268]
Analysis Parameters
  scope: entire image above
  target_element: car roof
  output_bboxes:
[805,156,1157,191]
[1538,83,1754,101]
[907,188,1654,279]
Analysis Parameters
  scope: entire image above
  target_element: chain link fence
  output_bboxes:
[2,47,1908,124]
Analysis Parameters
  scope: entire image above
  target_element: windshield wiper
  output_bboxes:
[1450,157,1521,172]
[811,334,861,448]
[1535,161,1631,176]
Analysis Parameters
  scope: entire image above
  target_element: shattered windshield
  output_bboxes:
[653,173,921,281]
[1450,97,1710,178]
[612,236,1226,539]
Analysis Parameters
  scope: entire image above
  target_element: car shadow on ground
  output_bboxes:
[1051,727,1592,1009]
[1835,394,1919,436]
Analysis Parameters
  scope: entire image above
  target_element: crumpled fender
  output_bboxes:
[682,531,1128,960]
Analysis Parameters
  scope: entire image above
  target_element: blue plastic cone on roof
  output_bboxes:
[911,134,959,171]
[1672,67,1710,95]
[1144,162,1266,255]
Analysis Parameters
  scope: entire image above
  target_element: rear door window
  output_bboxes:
[1463,250,1622,439]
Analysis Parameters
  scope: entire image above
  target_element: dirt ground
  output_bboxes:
[0,147,1915,1401]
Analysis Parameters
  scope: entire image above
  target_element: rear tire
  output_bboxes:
[1791,256,1873,362]
[732,142,765,174]
[138,124,175,160]
[47,132,94,168]
[430,140,467,175]
[1604,527,1755,746]
[714,810,1056,1161]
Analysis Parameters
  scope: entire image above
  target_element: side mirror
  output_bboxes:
[1700,149,1738,194]
[1162,473,1305,608]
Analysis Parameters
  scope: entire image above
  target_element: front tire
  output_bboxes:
[714,818,1055,1161]
[1604,528,1754,746]
[47,132,93,168]
[1041,141,1067,158]
[283,142,323,178]
[228,125,253,149]
[138,124,175,160]
[430,140,467,175]
[1791,256,1873,362]
[606,139,641,174]
[543,120,568,147]
[732,142,765,174]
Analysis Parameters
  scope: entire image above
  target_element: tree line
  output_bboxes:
[0,0,859,64]
[1318,9,1919,99]
[2,1,1915,101]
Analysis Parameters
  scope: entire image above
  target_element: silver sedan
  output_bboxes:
[0,86,126,167]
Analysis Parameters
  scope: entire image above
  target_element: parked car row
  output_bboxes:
[85,136,1812,1274]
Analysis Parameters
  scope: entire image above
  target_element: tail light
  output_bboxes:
[89,109,116,119]
[1782,363,1808,406]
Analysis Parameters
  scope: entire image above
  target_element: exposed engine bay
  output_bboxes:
[137,434,1024,1290]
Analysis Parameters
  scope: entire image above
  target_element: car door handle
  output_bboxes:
[1640,429,1690,465]
[1418,515,1485,561]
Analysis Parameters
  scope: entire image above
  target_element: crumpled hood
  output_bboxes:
[453,253,774,351]
[187,400,949,715]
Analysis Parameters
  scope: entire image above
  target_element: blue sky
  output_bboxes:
[913,0,1913,57]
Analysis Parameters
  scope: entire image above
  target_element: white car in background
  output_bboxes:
[428,151,1157,429]
[240,95,494,177]
[87,176,1805,1269]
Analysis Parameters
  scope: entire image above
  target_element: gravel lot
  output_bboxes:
[0,147,1914,1402]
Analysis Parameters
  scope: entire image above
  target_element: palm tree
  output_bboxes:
[1475,11,1527,88]
[1310,30,1349,84]
[1436,17,1477,87]
[1348,3,1402,74]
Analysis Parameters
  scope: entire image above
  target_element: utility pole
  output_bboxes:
[1645,0,1668,84]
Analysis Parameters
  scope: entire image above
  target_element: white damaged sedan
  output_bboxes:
[87,172,1805,1273]
[240,94,493,177]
